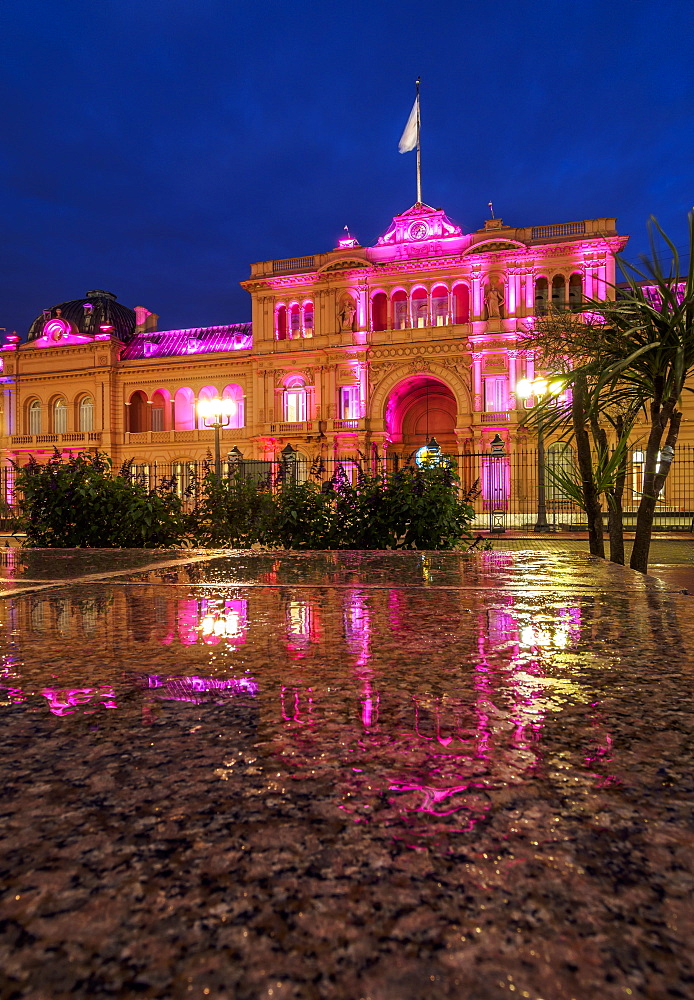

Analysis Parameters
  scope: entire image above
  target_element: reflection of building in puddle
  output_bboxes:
[156,596,248,646]
[285,598,318,657]
[142,674,258,704]
[41,686,117,717]
[344,590,377,725]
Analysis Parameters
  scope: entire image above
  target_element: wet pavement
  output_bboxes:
[0,549,692,1000]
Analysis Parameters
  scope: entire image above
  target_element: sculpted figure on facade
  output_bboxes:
[338,296,356,331]
[485,283,504,320]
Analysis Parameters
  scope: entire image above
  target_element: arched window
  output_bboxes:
[302,301,314,338]
[392,290,408,329]
[372,292,387,332]
[174,387,195,430]
[196,385,218,429]
[222,384,245,429]
[79,396,94,432]
[151,390,170,432]
[551,275,566,311]
[276,305,287,341]
[535,278,549,316]
[453,284,470,324]
[412,287,428,328]
[53,398,67,434]
[128,391,148,432]
[569,273,583,311]
[284,378,307,423]
[28,399,41,435]
[431,285,449,326]
[289,304,301,339]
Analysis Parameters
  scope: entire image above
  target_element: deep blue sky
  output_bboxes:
[1,0,693,336]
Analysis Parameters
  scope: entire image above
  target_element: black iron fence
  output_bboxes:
[3,446,694,532]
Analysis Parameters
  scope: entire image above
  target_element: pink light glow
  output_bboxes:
[41,686,117,717]
[30,318,93,348]
[145,674,258,703]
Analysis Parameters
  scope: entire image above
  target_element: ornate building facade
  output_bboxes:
[0,202,627,495]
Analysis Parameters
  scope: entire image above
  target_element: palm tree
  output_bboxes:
[521,211,694,573]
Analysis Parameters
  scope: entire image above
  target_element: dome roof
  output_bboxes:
[27,290,136,343]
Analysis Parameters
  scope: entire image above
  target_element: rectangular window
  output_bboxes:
[484,377,508,412]
[432,295,448,326]
[29,406,41,435]
[413,299,428,328]
[393,300,408,329]
[339,385,360,420]
[152,408,164,432]
[284,389,306,423]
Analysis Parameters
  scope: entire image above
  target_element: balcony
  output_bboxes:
[11,432,102,448]
[480,412,511,424]
[268,422,314,434]
[332,419,362,432]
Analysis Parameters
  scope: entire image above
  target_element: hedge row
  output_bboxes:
[14,451,482,550]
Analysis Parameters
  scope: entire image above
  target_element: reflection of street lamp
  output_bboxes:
[198,397,236,478]
[516,377,563,532]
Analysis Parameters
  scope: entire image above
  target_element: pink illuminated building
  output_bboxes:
[0,204,632,519]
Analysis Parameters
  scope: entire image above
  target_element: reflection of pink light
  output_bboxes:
[41,687,117,716]
[280,685,314,723]
[345,590,371,668]
[0,686,25,704]
[146,674,258,702]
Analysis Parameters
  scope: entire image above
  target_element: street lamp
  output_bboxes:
[516,376,563,532]
[198,396,236,478]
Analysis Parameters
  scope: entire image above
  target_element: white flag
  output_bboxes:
[398,96,419,153]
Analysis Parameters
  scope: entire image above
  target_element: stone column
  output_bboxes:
[471,353,483,411]
[508,351,519,409]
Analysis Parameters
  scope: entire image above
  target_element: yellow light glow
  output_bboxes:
[533,379,548,396]
[201,614,215,635]
[548,380,564,395]
[198,398,212,419]
[516,379,532,398]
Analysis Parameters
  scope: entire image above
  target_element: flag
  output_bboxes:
[398,96,419,153]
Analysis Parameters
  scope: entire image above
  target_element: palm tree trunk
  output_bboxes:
[572,375,604,557]
[608,415,627,565]
[631,409,681,573]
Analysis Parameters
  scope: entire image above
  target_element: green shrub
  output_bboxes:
[15,451,189,548]
[267,462,478,550]
[188,470,275,547]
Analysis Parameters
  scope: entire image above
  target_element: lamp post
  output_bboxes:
[516,377,563,532]
[197,397,236,478]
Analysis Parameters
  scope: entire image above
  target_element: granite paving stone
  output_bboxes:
[0,550,692,1000]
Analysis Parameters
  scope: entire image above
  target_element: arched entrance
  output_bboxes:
[384,375,458,457]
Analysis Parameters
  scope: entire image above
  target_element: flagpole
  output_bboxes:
[415,77,422,205]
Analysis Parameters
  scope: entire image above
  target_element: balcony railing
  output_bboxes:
[269,422,314,434]
[11,432,101,447]
[480,412,511,424]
